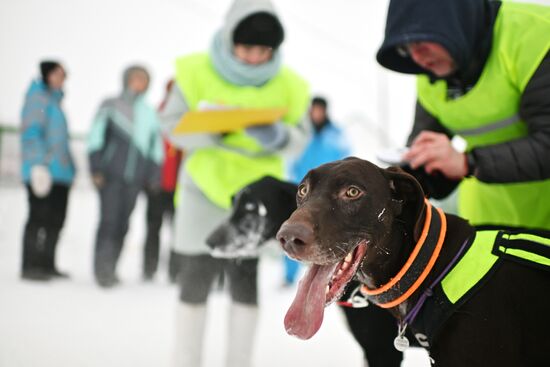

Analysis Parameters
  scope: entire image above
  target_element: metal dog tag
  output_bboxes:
[394,323,409,352]
[393,335,410,352]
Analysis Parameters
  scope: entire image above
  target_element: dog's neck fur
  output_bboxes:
[361,206,427,294]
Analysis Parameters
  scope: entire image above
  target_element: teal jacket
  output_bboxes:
[20,80,75,184]
[87,95,163,186]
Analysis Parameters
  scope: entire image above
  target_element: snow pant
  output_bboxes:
[339,281,403,367]
[178,254,258,304]
[22,184,70,276]
[93,181,140,286]
[143,189,176,279]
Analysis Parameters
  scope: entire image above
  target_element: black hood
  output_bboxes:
[376,0,500,83]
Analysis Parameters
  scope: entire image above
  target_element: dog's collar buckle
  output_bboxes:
[337,284,369,308]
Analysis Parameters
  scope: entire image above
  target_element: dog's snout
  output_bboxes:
[276,222,314,254]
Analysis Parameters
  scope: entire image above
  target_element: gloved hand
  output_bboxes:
[91,173,105,189]
[30,165,52,198]
[245,121,289,152]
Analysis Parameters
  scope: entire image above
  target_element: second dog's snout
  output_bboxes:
[276,222,314,252]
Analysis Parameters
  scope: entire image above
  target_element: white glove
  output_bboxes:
[30,165,52,198]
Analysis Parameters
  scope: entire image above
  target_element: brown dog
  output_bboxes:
[276,157,550,366]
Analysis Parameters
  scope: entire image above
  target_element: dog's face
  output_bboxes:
[207,176,297,258]
[276,157,424,339]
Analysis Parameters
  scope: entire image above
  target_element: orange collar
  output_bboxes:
[360,199,447,309]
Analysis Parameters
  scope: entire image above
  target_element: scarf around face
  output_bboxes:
[210,30,282,87]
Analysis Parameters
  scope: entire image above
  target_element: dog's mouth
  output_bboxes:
[284,241,368,340]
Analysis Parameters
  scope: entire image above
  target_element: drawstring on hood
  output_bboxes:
[377,0,500,87]
[210,0,284,86]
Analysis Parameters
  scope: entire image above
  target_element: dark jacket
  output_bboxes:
[377,0,550,197]
[87,95,163,188]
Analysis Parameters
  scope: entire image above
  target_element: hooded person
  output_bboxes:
[159,0,309,366]
[20,60,75,280]
[376,0,550,232]
[87,65,164,288]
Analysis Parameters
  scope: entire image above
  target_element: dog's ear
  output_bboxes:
[383,166,427,241]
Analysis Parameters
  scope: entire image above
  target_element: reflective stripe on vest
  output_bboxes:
[442,229,550,304]
[453,113,520,137]
[494,231,550,268]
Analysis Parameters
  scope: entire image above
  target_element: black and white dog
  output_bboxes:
[206,176,297,258]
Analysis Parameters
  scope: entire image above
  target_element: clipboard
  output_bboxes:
[172,107,287,134]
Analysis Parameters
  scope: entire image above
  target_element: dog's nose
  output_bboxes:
[276,221,314,254]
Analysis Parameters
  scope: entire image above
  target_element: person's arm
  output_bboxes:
[87,102,109,176]
[21,92,49,168]
[245,113,311,161]
[406,101,453,145]
[401,102,460,199]
[145,116,165,190]
[471,51,550,183]
[21,91,54,196]
[159,85,221,150]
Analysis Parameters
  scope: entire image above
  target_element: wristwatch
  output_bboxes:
[465,152,477,177]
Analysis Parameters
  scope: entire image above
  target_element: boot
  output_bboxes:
[21,225,51,281]
[44,227,70,278]
[143,232,160,281]
[225,302,258,367]
[94,237,123,288]
[143,189,163,281]
[168,250,182,284]
[173,302,207,367]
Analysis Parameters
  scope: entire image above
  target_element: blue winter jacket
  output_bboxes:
[291,121,350,183]
[20,80,75,184]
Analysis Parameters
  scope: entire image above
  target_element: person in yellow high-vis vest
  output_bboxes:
[160,1,309,366]
[376,0,550,232]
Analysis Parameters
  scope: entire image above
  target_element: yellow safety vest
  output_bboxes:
[417,2,550,230]
[174,53,309,209]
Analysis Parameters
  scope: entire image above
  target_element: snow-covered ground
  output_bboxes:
[0,185,430,367]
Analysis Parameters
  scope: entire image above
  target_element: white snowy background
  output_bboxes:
[1,0,549,366]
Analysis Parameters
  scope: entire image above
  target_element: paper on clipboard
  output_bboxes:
[172,107,287,134]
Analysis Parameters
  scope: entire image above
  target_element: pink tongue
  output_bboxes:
[284,263,336,339]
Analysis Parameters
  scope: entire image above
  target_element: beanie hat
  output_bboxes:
[40,61,62,86]
[232,12,284,49]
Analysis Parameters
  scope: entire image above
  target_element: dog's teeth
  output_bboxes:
[345,253,353,262]
[337,269,344,276]
[326,285,330,294]
[341,262,349,270]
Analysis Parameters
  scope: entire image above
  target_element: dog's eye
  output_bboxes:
[345,186,362,198]
[297,184,308,198]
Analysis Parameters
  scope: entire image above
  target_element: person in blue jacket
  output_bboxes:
[284,96,350,286]
[20,60,76,281]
